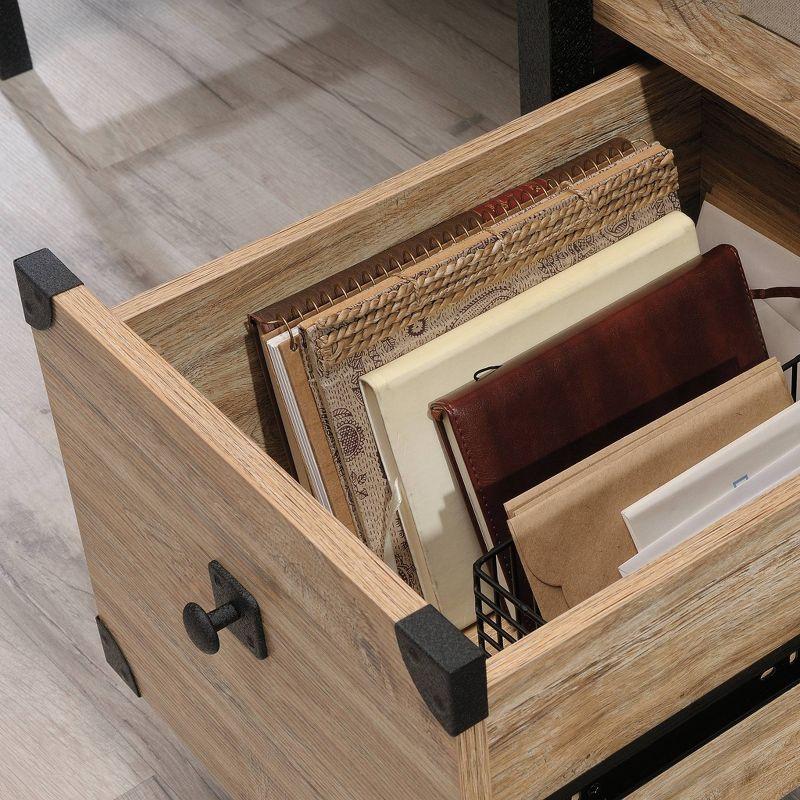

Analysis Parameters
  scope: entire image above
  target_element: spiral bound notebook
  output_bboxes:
[250,138,637,512]
[253,140,682,601]
[250,138,635,339]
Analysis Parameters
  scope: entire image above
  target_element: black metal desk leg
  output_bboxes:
[517,0,594,115]
[1,0,33,80]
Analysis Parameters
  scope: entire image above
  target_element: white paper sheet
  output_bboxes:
[620,442,800,576]
[265,331,333,513]
[622,401,800,552]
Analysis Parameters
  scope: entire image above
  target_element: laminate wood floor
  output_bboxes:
[0,1,516,798]
[0,1,797,799]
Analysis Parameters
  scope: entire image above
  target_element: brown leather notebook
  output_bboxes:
[430,244,769,603]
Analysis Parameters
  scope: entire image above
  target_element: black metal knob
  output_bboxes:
[183,601,240,654]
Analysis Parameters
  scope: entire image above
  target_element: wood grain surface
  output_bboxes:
[627,684,800,800]
[117,778,175,800]
[458,722,493,800]
[485,475,800,800]
[595,0,800,144]
[34,284,465,800]
[701,93,800,258]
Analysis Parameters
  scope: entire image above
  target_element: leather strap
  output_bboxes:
[751,287,800,300]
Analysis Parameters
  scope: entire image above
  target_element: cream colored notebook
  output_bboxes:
[359,211,701,627]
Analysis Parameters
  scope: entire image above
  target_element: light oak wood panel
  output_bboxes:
[701,94,800,257]
[458,723,492,800]
[484,475,800,800]
[34,285,469,800]
[627,685,800,799]
[113,63,701,458]
[595,0,800,144]
[0,377,225,800]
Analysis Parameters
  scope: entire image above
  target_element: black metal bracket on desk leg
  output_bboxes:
[1,0,33,80]
[517,0,594,115]
[396,605,488,737]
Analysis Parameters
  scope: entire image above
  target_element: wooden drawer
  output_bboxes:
[21,61,800,800]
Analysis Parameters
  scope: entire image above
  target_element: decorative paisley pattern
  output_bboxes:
[406,319,427,337]
[332,408,365,460]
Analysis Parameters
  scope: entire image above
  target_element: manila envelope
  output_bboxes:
[506,358,792,621]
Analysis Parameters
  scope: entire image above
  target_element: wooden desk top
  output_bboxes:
[595,0,800,144]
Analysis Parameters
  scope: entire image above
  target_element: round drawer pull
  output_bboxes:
[182,561,269,660]
[183,601,240,654]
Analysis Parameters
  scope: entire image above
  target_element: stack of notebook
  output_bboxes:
[250,138,800,631]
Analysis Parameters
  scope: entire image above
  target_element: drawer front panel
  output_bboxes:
[35,287,463,800]
[486,477,800,800]
[628,683,800,799]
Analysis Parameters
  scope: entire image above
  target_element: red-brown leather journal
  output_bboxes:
[430,245,768,603]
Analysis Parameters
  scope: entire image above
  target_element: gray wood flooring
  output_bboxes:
[0,1,797,799]
[0,1,516,798]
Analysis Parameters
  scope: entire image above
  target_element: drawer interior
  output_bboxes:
[113,61,702,457]
[109,61,800,799]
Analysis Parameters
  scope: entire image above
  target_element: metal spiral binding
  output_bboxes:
[268,139,649,344]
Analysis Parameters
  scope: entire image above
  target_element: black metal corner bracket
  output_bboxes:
[395,605,488,737]
[13,249,82,330]
[96,617,141,697]
[1,0,33,80]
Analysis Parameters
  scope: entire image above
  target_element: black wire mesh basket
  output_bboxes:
[473,355,800,657]
[473,539,545,655]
